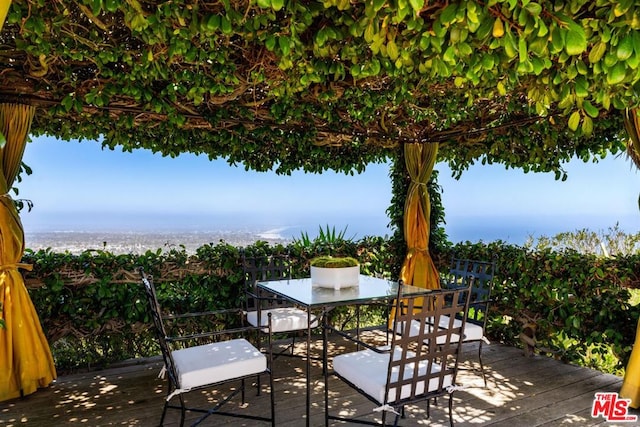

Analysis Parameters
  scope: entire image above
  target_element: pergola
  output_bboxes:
[1,0,639,406]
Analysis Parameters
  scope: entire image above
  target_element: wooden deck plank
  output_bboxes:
[0,335,629,427]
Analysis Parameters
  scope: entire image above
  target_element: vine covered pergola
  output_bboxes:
[1,0,639,404]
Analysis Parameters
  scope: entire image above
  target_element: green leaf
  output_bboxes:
[606,62,626,84]
[564,22,587,56]
[221,16,232,34]
[574,77,588,98]
[387,39,399,61]
[373,0,386,12]
[439,4,458,25]
[524,2,542,17]
[105,0,119,12]
[582,100,599,118]
[271,0,284,11]
[257,0,271,8]
[0,131,5,149]
[568,110,581,131]
[614,0,632,17]
[588,42,607,63]
[279,36,291,56]
[518,37,527,63]
[581,115,593,136]
[617,34,634,61]
[265,35,276,51]
[61,94,74,112]
[409,0,423,14]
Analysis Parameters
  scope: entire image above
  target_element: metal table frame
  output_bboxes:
[257,275,431,426]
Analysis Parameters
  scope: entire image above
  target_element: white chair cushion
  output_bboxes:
[246,307,319,332]
[395,316,483,344]
[172,338,266,392]
[333,347,452,404]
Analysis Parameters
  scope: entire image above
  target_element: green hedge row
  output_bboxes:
[22,238,640,375]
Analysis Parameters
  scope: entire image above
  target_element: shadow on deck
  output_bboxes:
[0,332,632,426]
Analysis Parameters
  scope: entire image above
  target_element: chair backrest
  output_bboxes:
[447,257,496,328]
[138,268,179,387]
[386,284,471,406]
[241,252,292,311]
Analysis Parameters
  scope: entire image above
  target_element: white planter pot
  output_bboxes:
[310,265,360,290]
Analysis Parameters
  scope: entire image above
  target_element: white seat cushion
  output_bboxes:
[395,316,483,344]
[333,347,451,404]
[246,307,319,332]
[171,338,266,392]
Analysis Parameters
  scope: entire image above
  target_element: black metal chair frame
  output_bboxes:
[442,256,496,387]
[241,251,318,358]
[139,267,275,427]
[324,283,472,426]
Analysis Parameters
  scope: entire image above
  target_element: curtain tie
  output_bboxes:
[409,180,427,186]
[0,262,33,272]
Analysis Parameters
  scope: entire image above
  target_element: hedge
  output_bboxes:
[19,238,640,375]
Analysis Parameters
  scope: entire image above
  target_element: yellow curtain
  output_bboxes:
[620,108,640,408]
[399,142,440,290]
[0,1,11,33]
[0,103,56,402]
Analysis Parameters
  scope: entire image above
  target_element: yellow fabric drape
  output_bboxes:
[0,1,11,33]
[399,142,440,290]
[0,103,56,402]
[620,108,640,408]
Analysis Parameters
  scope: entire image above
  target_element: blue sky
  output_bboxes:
[16,135,640,244]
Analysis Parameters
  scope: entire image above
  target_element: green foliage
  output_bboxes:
[1,1,636,175]
[23,235,640,376]
[525,223,640,256]
[24,237,396,373]
[292,224,355,251]
[439,241,640,375]
[310,255,359,268]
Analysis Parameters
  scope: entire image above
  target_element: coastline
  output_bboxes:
[23,230,292,255]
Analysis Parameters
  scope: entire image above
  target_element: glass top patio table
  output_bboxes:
[256,274,431,309]
[257,275,432,426]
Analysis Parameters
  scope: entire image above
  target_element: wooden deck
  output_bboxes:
[0,332,634,426]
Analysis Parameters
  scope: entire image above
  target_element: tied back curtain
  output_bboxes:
[0,103,56,402]
[399,142,440,290]
[620,108,640,408]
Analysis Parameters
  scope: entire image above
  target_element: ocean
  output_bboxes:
[21,212,640,254]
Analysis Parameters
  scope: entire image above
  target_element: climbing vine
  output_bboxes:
[0,1,636,175]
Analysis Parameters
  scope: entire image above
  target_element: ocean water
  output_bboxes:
[20,212,639,254]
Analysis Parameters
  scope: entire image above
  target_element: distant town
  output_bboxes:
[23,231,291,255]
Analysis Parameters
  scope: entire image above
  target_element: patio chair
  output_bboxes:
[325,283,472,426]
[241,251,319,357]
[441,257,496,387]
[138,267,275,427]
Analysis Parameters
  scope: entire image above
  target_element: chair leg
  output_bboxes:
[448,393,455,427]
[256,331,263,395]
[269,371,276,427]
[178,394,186,427]
[160,399,169,426]
[478,340,487,387]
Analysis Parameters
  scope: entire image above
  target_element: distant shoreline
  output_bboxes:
[24,230,293,255]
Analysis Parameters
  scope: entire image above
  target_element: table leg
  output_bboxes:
[305,308,311,427]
